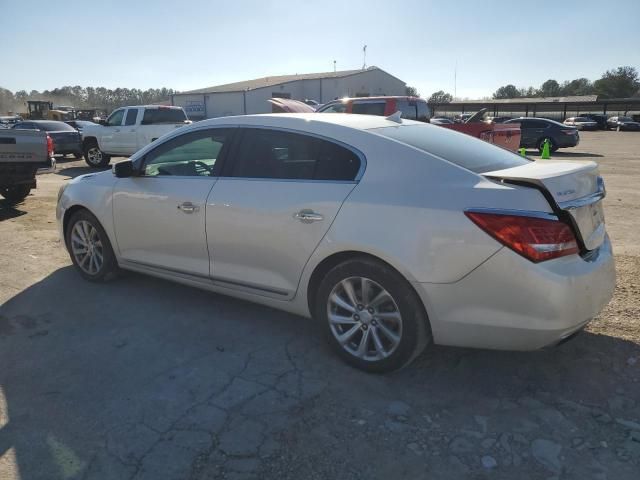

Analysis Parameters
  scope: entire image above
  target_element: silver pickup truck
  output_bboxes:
[0,129,55,203]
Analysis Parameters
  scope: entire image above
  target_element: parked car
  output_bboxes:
[81,105,191,168]
[57,113,614,372]
[580,113,608,130]
[454,113,473,123]
[12,120,82,158]
[430,117,454,125]
[484,116,513,124]
[0,128,54,203]
[504,117,579,152]
[436,109,521,152]
[317,96,431,122]
[563,117,598,130]
[607,116,640,131]
[0,115,23,129]
[65,120,98,134]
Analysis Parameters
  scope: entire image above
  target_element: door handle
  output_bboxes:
[294,209,323,223]
[177,202,200,214]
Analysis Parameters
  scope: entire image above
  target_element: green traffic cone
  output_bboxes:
[519,147,526,157]
[540,139,551,159]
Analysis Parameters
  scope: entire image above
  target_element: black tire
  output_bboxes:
[315,257,431,373]
[537,137,557,153]
[83,141,111,168]
[1,185,31,204]
[65,209,118,282]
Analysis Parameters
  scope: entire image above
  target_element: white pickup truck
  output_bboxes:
[81,105,190,167]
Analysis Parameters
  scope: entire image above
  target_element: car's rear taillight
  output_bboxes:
[561,129,577,135]
[46,134,54,157]
[465,211,579,262]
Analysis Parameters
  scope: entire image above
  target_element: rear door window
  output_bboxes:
[228,128,361,181]
[351,102,386,116]
[141,108,188,125]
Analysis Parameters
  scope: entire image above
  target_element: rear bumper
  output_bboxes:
[414,235,615,350]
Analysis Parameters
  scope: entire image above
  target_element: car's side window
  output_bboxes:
[351,102,386,116]
[125,109,139,126]
[106,109,124,127]
[229,128,361,181]
[320,102,348,113]
[142,129,231,177]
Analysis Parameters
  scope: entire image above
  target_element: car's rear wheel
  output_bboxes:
[1,185,31,204]
[65,209,118,282]
[83,141,111,168]
[316,257,431,373]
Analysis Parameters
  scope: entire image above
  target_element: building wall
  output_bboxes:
[173,68,407,119]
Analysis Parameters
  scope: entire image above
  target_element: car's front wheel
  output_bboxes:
[316,257,431,373]
[83,141,111,168]
[65,209,118,282]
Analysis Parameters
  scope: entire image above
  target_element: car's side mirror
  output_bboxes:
[113,160,135,178]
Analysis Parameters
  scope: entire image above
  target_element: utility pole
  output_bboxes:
[362,45,367,69]
[454,61,457,99]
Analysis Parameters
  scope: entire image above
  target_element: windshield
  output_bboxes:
[36,121,76,131]
[370,123,530,174]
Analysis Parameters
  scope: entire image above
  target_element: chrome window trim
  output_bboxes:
[465,208,558,221]
[557,177,606,210]
[133,124,367,182]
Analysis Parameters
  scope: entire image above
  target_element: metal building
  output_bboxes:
[171,66,406,119]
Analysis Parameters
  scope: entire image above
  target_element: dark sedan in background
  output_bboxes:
[12,120,82,158]
[607,116,640,131]
[504,117,579,153]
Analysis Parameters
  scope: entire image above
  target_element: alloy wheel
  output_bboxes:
[87,147,102,165]
[71,220,104,275]
[327,276,403,361]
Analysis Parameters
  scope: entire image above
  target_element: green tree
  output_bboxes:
[492,84,520,99]
[405,85,420,97]
[593,66,640,98]
[539,79,561,97]
[560,78,594,96]
[427,90,453,104]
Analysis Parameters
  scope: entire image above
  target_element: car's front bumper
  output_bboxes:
[414,235,615,350]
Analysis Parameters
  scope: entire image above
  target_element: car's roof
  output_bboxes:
[195,113,421,130]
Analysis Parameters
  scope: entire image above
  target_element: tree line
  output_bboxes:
[0,86,177,115]
[422,66,640,104]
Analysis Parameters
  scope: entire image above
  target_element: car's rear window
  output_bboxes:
[36,121,76,131]
[370,123,530,174]
[141,108,187,125]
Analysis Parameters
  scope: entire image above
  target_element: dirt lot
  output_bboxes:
[1,131,639,480]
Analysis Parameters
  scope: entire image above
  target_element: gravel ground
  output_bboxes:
[0,131,639,479]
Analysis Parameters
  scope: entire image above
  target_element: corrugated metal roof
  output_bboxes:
[179,67,382,94]
[449,95,598,105]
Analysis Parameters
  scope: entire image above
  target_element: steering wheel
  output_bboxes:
[192,161,212,175]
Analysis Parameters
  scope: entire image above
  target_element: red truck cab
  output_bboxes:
[318,96,431,122]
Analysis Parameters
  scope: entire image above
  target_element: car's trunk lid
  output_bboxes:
[483,160,606,251]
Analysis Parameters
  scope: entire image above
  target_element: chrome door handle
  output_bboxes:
[177,202,199,214]
[294,209,323,223]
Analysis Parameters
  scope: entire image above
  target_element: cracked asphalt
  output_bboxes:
[1,131,639,479]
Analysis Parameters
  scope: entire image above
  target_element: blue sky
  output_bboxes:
[2,0,639,99]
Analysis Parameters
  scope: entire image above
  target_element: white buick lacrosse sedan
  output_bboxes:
[57,113,615,372]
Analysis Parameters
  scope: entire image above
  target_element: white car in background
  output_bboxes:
[563,117,599,130]
[80,105,190,168]
[57,113,615,372]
